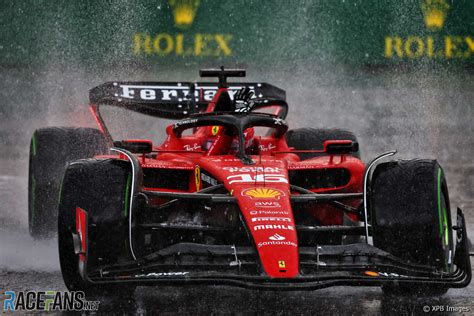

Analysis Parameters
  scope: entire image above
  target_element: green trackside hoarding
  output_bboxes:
[1,0,474,68]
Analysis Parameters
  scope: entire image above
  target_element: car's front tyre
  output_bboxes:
[28,127,107,238]
[370,159,453,296]
[58,158,135,300]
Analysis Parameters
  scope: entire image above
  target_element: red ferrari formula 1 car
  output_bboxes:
[28,68,471,298]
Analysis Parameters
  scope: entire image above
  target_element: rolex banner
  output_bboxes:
[1,0,474,68]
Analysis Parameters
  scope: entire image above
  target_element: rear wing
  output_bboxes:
[89,82,286,119]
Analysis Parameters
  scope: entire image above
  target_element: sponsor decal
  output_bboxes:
[142,164,193,170]
[228,174,288,184]
[209,158,242,162]
[363,271,410,278]
[243,188,284,199]
[201,172,218,186]
[133,33,232,57]
[422,0,449,31]
[257,234,298,248]
[251,217,291,222]
[385,0,474,60]
[273,118,285,125]
[288,164,319,170]
[258,143,276,152]
[173,118,198,128]
[194,166,201,190]
[254,201,281,208]
[253,224,294,231]
[211,125,220,135]
[250,210,289,215]
[269,233,285,241]
[135,271,189,278]
[363,271,409,278]
[364,271,379,277]
[118,84,260,102]
[223,166,281,173]
[183,143,201,151]
[258,240,297,248]
[2,291,100,312]
[133,0,233,57]
[168,0,200,29]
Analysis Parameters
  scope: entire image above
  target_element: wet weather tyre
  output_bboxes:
[28,127,108,238]
[285,128,360,160]
[58,158,135,299]
[370,159,453,296]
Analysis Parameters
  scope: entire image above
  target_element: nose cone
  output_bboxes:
[199,157,299,278]
[233,186,299,278]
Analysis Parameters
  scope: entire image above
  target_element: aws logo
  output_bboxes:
[385,0,474,60]
[133,0,233,57]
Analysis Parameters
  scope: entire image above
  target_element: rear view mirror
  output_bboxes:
[323,140,359,155]
[113,139,153,154]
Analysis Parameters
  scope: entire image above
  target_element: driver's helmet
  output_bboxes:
[202,126,254,153]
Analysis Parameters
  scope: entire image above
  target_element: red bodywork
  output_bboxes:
[90,86,365,279]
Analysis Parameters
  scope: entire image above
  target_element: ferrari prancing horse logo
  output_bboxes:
[194,166,201,190]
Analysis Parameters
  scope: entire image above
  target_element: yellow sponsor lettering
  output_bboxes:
[385,35,474,59]
[445,36,464,58]
[464,37,474,57]
[404,36,424,58]
[175,33,194,55]
[215,34,233,56]
[133,33,233,57]
[426,36,434,58]
[384,36,404,58]
[153,33,174,55]
[194,33,214,56]
[133,33,153,55]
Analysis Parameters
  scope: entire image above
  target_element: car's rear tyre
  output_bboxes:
[370,159,453,296]
[58,158,135,299]
[285,128,360,160]
[28,127,108,238]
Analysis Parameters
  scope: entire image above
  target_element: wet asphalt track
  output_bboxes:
[0,168,473,315]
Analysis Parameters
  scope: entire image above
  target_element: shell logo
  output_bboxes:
[243,188,283,199]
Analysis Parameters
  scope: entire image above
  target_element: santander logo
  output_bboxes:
[269,233,286,241]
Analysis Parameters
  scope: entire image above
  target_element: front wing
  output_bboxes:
[79,209,471,290]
